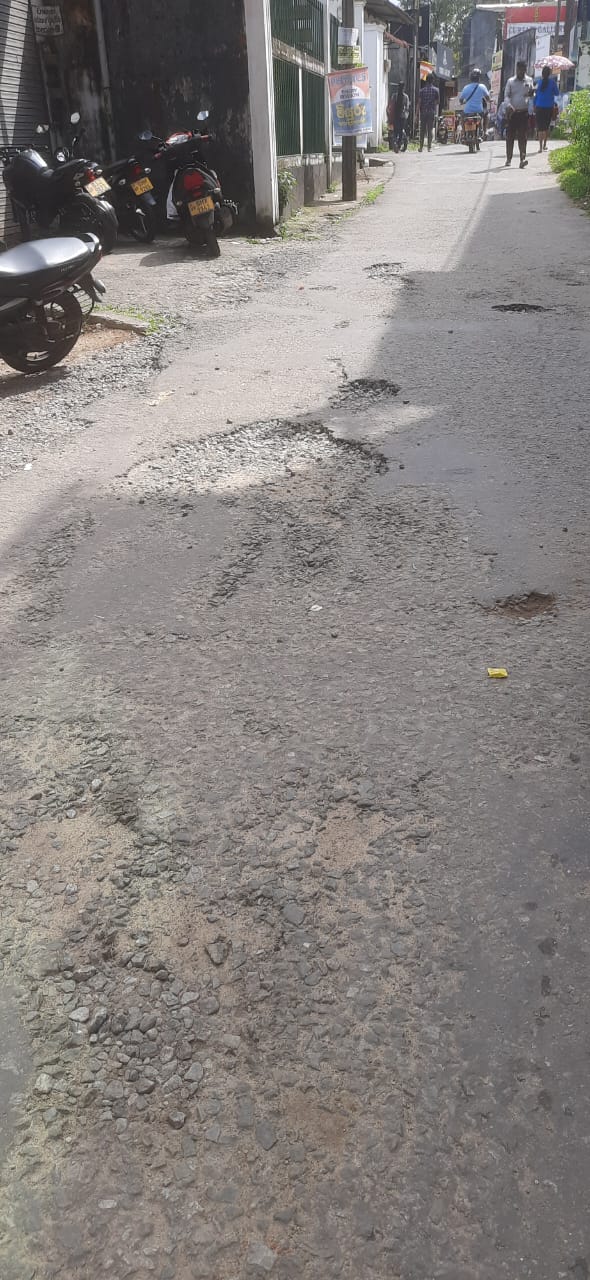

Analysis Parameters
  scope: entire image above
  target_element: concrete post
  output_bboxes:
[244,0,279,229]
[324,0,333,187]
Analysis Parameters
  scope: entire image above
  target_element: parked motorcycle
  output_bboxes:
[391,127,408,154]
[139,111,238,255]
[101,156,157,242]
[437,117,449,144]
[461,114,482,153]
[0,232,104,373]
[1,113,118,253]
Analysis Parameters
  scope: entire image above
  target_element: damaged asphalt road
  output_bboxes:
[0,142,589,1280]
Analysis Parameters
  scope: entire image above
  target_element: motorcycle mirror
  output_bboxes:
[197,110,209,122]
[139,130,153,141]
[55,149,66,162]
[70,112,81,124]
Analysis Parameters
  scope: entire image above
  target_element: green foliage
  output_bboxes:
[550,92,590,203]
[430,0,473,64]
[549,143,576,173]
[362,181,385,206]
[277,167,297,216]
[559,167,590,200]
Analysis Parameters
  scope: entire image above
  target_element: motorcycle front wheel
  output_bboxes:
[0,292,82,374]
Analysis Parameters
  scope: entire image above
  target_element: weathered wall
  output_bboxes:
[100,0,254,216]
[39,0,109,159]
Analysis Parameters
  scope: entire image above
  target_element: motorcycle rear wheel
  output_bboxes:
[185,221,221,258]
[60,196,118,255]
[0,292,82,374]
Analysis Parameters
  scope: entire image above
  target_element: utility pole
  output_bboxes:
[553,0,563,53]
[412,0,420,137]
[342,0,357,202]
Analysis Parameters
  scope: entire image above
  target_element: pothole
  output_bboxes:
[118,417,389,499]
[485,591,557,618]
[492,303,551,313]
[366,262,404,281]
[332,378,400,408]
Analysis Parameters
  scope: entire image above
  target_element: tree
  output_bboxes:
[430,0,473,65]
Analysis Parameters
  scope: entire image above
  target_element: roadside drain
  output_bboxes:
[485,591,557,618]
[492,303,551,313]
[332,378,400,408]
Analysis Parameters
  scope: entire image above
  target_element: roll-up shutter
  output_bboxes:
[0,1,48,241]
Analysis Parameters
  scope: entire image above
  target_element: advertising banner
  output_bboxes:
[338,28,361,66]
[328,67,373,137]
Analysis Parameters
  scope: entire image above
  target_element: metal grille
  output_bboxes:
[302,70,324,153]
[270,0,324,62]
[0,0,48,242]
[273,57,301,157]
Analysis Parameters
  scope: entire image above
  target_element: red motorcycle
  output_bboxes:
[138,111,237,257]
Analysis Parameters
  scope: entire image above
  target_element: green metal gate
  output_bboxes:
[271,0,330,159]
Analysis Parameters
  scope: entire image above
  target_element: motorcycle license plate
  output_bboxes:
[188,196,214,216]
[85,176,110,196]
[131,176,153,195]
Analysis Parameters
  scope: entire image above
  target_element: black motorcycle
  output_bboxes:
[139,111,237,256]
[1,113,118,253]
[0,233,104,374]
[101,155,157,242]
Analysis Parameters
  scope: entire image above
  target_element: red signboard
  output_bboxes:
[504,5,564,36]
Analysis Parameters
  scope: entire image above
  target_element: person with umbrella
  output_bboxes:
[535,63,560,152]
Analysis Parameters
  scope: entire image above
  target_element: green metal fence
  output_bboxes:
[273,57,301,157]
[302,70,325,153]
[271,0,324,61]
[271,0,329,159]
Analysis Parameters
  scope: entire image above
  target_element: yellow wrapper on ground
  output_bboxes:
[487,667,508,678]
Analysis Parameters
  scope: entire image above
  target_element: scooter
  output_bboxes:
[437,117,449,144]
[101,156,157,243]
[1,113,118,253]
[138,111,238,255]
[0,233,104,373]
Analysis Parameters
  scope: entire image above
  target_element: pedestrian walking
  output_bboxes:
[535,64,559,152]
[504,60,534,168]
[395,83,410,149]
[418,74,439,152]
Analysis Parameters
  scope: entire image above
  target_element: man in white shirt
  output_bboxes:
[503,60,534,168]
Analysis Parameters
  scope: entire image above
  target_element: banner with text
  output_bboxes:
[328,67,373,137]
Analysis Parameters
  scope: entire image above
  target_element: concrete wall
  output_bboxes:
[100,0,254,217]
[364,21,387,147]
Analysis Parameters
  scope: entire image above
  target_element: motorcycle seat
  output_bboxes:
[103,158,136,176]
[0,236,97,297]
[42,158,87,182]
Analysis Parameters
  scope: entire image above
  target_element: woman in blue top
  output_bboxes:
[535,65,559,152]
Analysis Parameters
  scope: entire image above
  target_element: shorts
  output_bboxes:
[536,106,553,131]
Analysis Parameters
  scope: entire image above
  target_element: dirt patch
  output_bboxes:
[0,324,135,391]
[485,591,557,618]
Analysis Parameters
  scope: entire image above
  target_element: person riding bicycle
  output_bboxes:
[460,68,490,136]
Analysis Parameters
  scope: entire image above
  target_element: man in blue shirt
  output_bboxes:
[535,64,559,152]
[460,68,490,134]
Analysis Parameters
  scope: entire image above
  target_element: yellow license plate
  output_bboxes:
[131,176,153,195]
[188,196,214,216]
[85,176,110,196]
